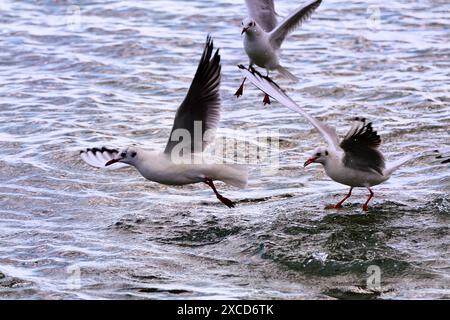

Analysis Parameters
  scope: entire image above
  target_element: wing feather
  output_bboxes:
[238,64,340,151]
[340,118,385,175]
[245,0,278,32]
[269,0,322,48]
[164,36,221,155]
[80,147,129,169]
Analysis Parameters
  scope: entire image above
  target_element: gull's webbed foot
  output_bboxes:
[235,78,246,98]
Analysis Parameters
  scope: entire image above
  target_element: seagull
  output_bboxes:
[239,65,446,211]
[80,37,248,208]
[235,0,322,105]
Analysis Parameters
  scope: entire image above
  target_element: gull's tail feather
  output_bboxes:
[80,147,129,170]
[275,65,298,81]
[384,149,447,177]
[212,164,248,189]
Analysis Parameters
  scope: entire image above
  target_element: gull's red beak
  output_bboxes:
[105,158,120,167]
[304,157,318,167]
[241,27,248,35]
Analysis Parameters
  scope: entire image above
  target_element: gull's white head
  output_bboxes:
[105,146,141,167]
[304,147,330,167]
[241,17,258,35]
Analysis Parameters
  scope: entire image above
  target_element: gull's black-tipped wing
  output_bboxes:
[269,0,322,49]
[238,65,341,151]
[164,36,221,155]
[245,0,278,32]
[80,147,129,169]
[340,118,385,175]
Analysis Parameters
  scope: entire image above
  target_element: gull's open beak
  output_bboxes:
[105,158,121,167]
[241,27,248,35]
[303,157,318,167]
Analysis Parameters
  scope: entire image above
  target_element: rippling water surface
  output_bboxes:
[0,0,449,299]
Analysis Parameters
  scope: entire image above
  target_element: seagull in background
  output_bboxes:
[239,65,447,211]
[80,37,248,208]
[235,0,322,105]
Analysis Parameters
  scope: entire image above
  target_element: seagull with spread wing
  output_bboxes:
[239,65,446,211]
[79,37,248,208]
[235,0,322,105]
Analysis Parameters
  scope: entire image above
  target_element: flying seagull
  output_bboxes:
[239,65,446,211]
[80,37,248,208]
[235,0,322,105]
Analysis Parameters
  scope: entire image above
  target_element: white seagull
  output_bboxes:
[239,65,446,211]
[235,0,322,105]
[80,37,248,208]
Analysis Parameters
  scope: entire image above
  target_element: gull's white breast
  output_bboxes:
[244,33,278,70]
[133,152,205,185]
[132,151,247,188]
[323,154,388,188]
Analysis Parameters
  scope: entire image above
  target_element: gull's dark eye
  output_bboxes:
[316,152,321,157]
[121,152,126,158]
[131,151,137,158]
[325,151,329,156]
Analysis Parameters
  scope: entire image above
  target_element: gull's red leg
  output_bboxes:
[263,93,271,105]
[263,69,271,105]
[326,187,353,209]
[234,77,246,98]
[204,178,235,208]
[362,188,374,212]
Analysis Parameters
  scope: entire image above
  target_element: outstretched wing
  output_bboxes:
[245,0,278,32]
[238,65,340,151]
[340,118,385,175]
[80,147,129,169]
[164,36,221,155]
[269,0,322,49]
